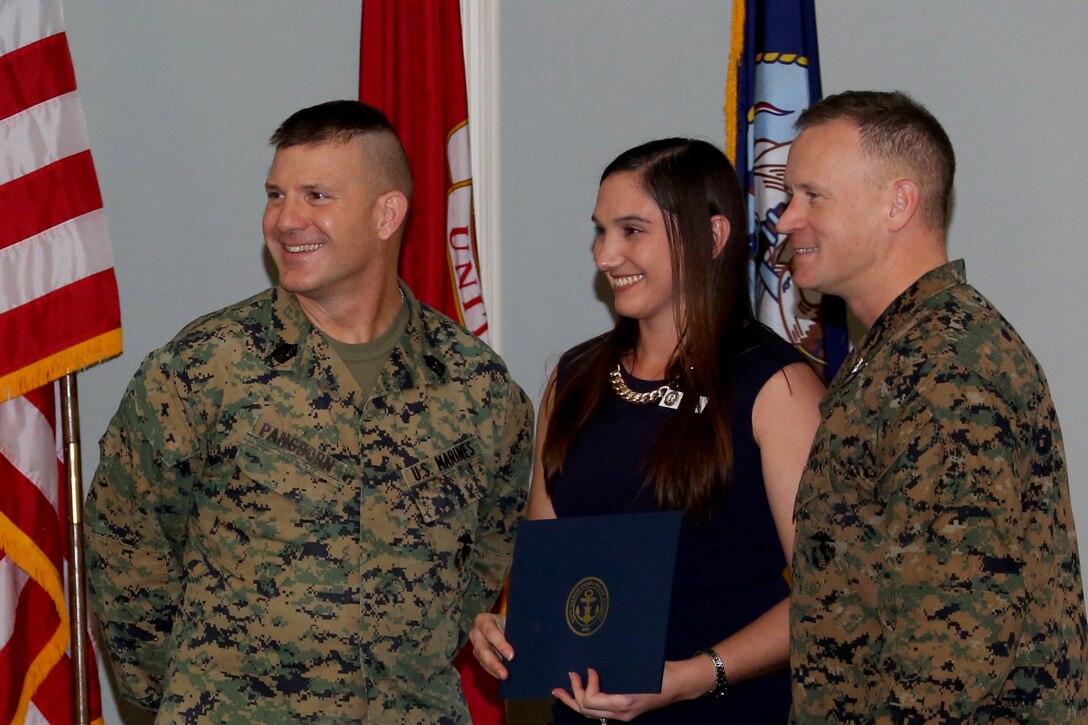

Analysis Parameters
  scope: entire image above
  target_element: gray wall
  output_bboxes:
[60,2,1087,722]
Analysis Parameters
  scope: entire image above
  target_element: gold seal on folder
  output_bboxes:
[566,576,609,636]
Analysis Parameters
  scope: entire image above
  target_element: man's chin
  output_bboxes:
[277,277,318,296]
[787,264,818,293]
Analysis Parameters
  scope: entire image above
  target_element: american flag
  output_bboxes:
[1,1,119,722]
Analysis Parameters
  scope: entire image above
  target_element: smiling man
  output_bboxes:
[781,90,1088,722]
[85,101,533,724]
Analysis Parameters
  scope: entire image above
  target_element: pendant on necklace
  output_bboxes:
[658,388,683,409]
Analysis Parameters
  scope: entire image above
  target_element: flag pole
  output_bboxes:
[60,373,92,725]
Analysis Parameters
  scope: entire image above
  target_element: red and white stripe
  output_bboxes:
[0,386,77,725]
[2,1,113,722]
[1,0,121,402]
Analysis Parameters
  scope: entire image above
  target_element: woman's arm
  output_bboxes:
[696,361,824,682]
[525,370,558,521]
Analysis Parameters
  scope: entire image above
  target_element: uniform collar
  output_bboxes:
[379,283,450,392]
[261,286,313,371]
[262,282,449,392]
[831,259,966,390]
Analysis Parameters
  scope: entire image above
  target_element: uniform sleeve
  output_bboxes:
[870,363,1027,721]
[458,377,534,638]
[84,354,202,709]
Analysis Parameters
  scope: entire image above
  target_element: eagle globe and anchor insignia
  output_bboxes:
[566,576,609,636]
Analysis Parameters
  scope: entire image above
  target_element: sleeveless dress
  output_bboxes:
[549,323,803,724]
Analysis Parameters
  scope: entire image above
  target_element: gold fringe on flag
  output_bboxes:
[0,329,123,404]
[0,509,70,725]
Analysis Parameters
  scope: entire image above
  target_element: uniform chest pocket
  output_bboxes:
[402,435,489,524]
[794,477,884,604]
[203,433,349,590]
[234,432,343,514]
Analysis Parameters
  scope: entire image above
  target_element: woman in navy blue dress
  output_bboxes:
[470,138,824,722]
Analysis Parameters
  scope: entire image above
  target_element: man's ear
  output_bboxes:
[710,214,731,257]
[887,179,920,233]
[374,190,409,241]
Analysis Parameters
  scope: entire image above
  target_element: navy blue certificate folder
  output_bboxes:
[499,511,683,699]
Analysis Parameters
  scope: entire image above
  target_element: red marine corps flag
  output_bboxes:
[1,1,118,724]
[360,2,500,723]
[360,0,489,342]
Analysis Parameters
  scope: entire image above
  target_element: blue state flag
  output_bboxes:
[726,0,847,381]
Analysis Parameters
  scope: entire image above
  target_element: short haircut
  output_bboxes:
[270,100,413,200]
[797,90,955,229]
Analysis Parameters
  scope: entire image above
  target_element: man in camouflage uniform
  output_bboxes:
[780,90,1087,721]
[85,101,534,723]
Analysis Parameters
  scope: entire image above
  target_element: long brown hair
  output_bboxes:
[542,138,752,519]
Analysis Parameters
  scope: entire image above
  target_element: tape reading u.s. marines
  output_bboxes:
[404,435,481,484]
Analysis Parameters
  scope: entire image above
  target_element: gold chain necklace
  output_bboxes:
[608,364,674,405]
